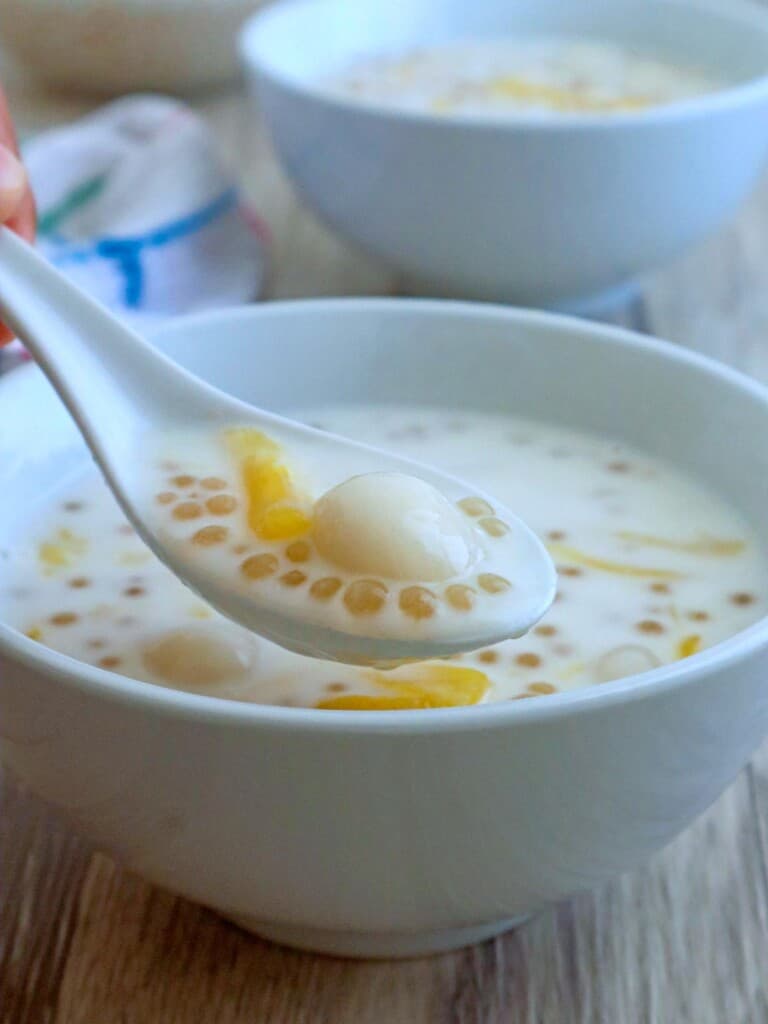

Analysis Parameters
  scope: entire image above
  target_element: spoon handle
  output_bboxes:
[0,227,209,465]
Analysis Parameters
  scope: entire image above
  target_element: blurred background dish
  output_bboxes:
[242,0,768,313]
[0,0,270,95]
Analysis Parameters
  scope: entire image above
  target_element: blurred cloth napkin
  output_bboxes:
[2,94,268,368]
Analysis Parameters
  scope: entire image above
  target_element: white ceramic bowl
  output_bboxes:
[2,299,768,958]
[241,0,768,312]
[0,0,266,95]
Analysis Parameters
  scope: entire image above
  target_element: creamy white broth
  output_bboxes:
[322,38,720,117]
[2,406,765,709]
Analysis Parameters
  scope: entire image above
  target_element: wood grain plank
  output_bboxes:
[54,855,447,1024]
[0,775,91,1024]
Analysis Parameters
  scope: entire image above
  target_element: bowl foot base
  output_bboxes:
[226,914,531,959]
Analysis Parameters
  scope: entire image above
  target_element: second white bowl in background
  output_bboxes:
[241,0,768,312]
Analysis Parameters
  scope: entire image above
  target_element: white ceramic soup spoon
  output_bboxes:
[0,227,556,664]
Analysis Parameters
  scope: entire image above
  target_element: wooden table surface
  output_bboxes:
[3,70,768,1024]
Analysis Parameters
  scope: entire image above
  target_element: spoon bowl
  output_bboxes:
[0,228,555,662]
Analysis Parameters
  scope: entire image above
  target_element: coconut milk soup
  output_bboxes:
[2,406,765,710]
[322,38,719,117]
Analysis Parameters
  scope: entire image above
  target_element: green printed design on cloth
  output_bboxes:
[38,174,108,237]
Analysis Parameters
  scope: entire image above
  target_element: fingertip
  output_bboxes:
[0,146,27,222]
[8,185,36,242]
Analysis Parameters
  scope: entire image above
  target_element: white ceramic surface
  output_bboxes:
[2,300,768,958]
[241,0,768,311]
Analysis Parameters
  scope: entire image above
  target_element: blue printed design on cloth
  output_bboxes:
[47,188,238,309]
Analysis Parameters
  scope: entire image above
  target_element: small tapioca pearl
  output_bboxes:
[25,626,42,641]
[636,619,664,634]
[63,500,83,512]
[286,540,311,563]
[478,650,498,664]
[516,652,541,668]
[192,525,229,547]
[529,682,556,695]
[232,544,249,555]
[399,586,437,620]
[457,496,493,517]
[88,639,106,650]
[280,570,307,587]
[171,474,196,488]
[50,612,78,626]
[68,576,91,589]
[241,554,279,580]
[173,502,203,521]
[547,530,566,541]
[445,584,475,611]
[206,494,237,516]
[310,577,342,601]
[534,624,556,637]
[156,492,177,505]
[99,655,122,670]
[123,585,146,598]
[554,643,574,657]
[117,615,137,627]
[731,592,756,606]
[118,525,135,536]
[478,573,511,595]
[606,461,630,473]
[688,610,710,622]
[325,682,348,694]
[201,477,228,491]
[479,517,510,538]
[650,582,670,594]
[559,566,582,578]
[344,579,388,616]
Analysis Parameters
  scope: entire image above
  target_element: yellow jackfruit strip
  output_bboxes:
[316,664,490,711]
[224,427,281,463]
[38,529,88,572]
[616,531,745,557]
[548,542,682,580]
[242,460,292,528]
[224,427,312,541]
[487,77,652,112]
[256,505,312,541]
[676,634,702,659]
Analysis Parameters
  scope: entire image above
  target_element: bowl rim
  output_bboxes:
[240,0,768,132]
[3,296,768,734]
